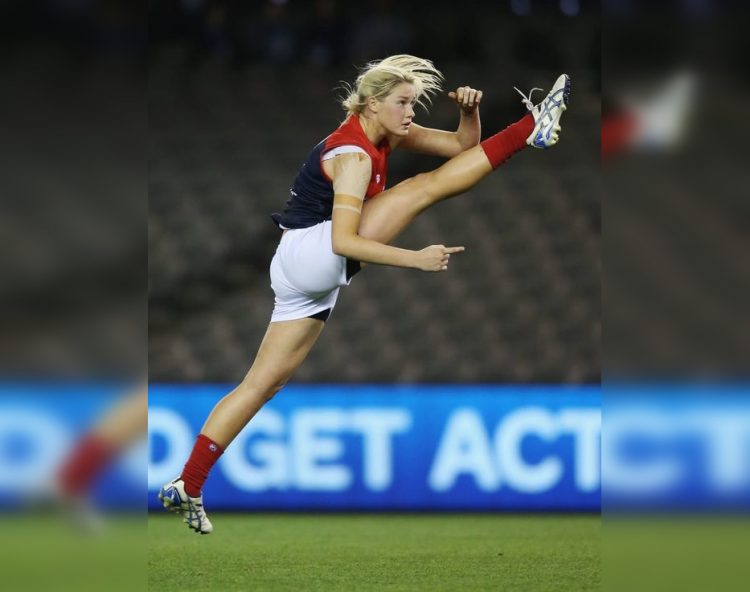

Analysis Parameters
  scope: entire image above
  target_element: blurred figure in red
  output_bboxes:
[602,72,696,160]
[55,387,147,531]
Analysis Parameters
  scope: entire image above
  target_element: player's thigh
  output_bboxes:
[358,172,433,245]
[244,317,325,389]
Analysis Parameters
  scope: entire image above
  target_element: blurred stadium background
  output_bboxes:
[4,1,750,591]
[0,1,604,591]
[147,0,601,384]
[145,2,602,588]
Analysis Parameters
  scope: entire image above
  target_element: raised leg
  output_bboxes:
[358,144,494,245]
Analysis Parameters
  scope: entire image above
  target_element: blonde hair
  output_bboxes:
[340,54,444,116]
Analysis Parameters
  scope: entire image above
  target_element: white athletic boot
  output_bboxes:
[158,477,214,534]
[515,74,571,149]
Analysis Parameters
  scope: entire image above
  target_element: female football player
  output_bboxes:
[160,55,570,533]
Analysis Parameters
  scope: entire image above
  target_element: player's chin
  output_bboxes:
[395,124,412,136]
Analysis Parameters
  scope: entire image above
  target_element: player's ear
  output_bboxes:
[367,95,379,113]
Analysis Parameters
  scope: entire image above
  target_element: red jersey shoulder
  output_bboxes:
[323,116,390,199]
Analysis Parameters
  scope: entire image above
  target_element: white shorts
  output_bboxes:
[269,220,352,322]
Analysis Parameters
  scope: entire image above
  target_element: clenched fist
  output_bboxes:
[448,86,483,116]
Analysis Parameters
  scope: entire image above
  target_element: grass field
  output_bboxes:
[1,513,146,592]
[149,513,600,591]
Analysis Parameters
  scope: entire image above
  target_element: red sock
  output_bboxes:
[57,434,117,497]
[181,434,224,496]
[480,113,534,169]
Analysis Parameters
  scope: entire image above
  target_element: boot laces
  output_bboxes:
[513,86,544,112]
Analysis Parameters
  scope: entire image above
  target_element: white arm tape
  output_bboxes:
[322,145,368,161]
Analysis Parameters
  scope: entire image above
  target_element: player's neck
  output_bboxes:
[357,114,387,146]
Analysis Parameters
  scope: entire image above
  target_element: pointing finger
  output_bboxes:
[444,246,465,254]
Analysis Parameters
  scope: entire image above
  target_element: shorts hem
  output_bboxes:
[270,302,335,323]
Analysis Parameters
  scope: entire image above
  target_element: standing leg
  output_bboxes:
[200,318,325,448]
[160,317,325,534]
[179,317,324,496]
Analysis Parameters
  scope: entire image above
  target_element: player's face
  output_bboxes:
[378,83,417,136]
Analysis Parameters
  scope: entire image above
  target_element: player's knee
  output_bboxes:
[262,379,286,402]
[411,172,437,207]
[241,371,289,403]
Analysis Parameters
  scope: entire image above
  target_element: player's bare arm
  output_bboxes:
[396,86,483,158]
[329,153,463,272]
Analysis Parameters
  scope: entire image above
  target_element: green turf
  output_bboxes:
[148,513,600,592]
[0,513,147,592]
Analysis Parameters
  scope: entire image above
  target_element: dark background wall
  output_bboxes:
[148,0,601,383]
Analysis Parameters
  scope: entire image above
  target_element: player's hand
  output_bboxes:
[448,86,483,116]
[413,245,465,272]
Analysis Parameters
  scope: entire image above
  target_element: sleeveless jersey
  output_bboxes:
[271,115,391,229]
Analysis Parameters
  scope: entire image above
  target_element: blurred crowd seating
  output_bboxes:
[149,41,601,383]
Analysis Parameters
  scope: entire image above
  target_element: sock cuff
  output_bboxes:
[480,113,534,169]
[196,433,224,455]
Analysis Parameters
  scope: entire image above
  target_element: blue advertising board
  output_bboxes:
[0,384,146,509]
[602,385,750,511]
[7,384,748,512]
[148,385,601,511]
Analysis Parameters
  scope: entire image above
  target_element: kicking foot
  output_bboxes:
[158,478,213,534]
[515,74,571,149]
